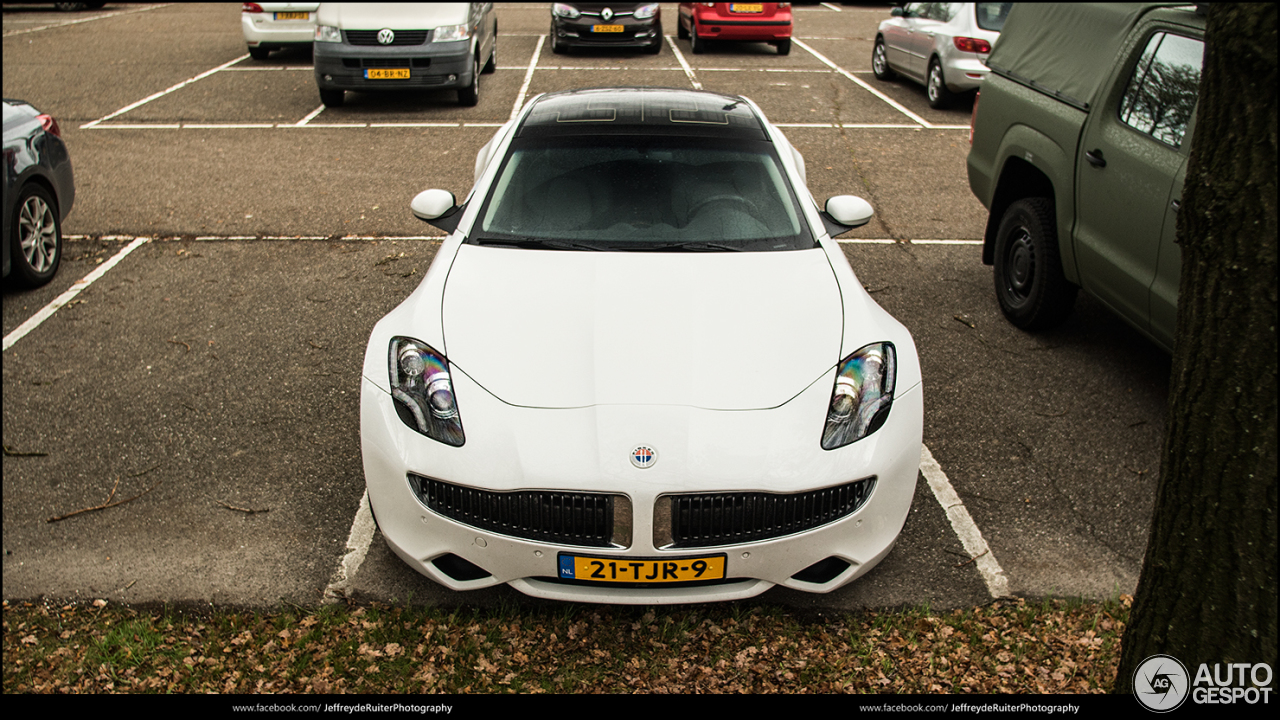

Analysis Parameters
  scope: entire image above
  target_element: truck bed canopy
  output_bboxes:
[985,3,1188,111]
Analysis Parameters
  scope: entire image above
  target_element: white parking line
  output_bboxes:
[80,54,250,129]
[819,2,843,11]
[665,34,702,90]
[1,3,171,37]
[324,490,377,603]
[3,237,150,352]
[920,445,1011,598]
[511,34,545,122]
[838,238,982,245]
[294,104,326,126]
[793,38,934,128]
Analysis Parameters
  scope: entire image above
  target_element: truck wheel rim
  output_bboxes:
[1006,228,1034,301]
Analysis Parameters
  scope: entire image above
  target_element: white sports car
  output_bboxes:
[360,87,923,604]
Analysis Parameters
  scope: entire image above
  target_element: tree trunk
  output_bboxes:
[1116,3,1276,693]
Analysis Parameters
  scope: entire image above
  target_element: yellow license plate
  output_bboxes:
[559,554,727,584]
[592,24,625,32]
[731,4,764,12]
[365,68,410,80]
[274,11,309,20]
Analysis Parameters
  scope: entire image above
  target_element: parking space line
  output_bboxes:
[3,237,150,352]
[819,2,843,11]
[81,54,250,129]
[838,238,982,245]
[665,35,702,90]
[511,34,545,122]
[324,489,377,603]
[1,3,171,37]
[183,124,275,129]
[792,38,934,128]
[294,104,326,126]
[920,445,1011,598]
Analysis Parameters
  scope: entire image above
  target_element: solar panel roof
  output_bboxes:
[517,87,768,140]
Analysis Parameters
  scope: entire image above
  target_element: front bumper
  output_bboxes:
[552,17,661,50]
[360,362,923,604]
[313,38,473,92]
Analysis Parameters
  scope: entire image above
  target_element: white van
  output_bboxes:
[313,3,496,107]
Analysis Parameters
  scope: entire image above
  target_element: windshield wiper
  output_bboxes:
[472,237,606,252]
[632,241,749,252]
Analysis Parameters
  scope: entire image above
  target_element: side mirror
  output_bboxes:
[890,6,905,17]
[821,195,874,236]
[411,189,462,233]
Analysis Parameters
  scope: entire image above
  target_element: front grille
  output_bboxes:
[410,474,622,548]
[660,477,877,549]
[345,30,430,46]
[342,57,432,68]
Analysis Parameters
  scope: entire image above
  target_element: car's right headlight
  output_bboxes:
[389,337,465,447]
[315,25,341,42]
[821,343,896,450]
[552,3,580,19]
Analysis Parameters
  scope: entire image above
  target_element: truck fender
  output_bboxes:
[983,125,1079,284]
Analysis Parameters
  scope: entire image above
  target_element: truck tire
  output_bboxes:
[993,198,1077,330]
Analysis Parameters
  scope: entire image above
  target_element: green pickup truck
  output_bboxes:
[966,3,1205,352]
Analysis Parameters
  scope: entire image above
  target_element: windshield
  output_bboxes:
[472,135,815,252]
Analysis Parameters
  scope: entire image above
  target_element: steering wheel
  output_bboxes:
[686,194,760,221]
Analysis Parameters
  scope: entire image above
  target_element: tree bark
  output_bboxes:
[1116,3,1277,693]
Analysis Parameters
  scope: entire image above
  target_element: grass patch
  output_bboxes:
[4,596,1130,694]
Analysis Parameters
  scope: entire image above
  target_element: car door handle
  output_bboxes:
[1085,149,1106,168]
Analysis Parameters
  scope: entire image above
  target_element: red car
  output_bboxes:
[678,2,793,55]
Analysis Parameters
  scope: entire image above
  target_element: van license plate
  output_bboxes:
[366,69,410,80]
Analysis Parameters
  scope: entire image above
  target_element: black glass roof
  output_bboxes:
[517,87,768,140]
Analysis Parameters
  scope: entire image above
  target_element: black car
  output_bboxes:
[3,99,74,288]
[551,2,662,54]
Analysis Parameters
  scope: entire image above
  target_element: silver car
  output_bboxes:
[873,3,1011,109]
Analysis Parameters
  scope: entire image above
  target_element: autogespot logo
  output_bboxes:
[1135,654,1191,712]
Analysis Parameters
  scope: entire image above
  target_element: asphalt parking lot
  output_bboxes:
[2,3,1173,612]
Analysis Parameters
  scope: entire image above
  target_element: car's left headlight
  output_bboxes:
[315,25,341,42]
[821,343,896,450]
[634,3,660,20]
[433,23,471,42]
[389,337,465,447]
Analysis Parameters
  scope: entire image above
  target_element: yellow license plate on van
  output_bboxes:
[274,12,309,20]
[731,4,764,12]
[558,554,726,584]
[592,24,624,32]
[365,68,410,80]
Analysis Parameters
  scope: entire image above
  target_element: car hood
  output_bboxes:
[440,245,843,410]
[317,2,469,30]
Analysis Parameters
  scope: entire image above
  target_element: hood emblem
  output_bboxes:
[601,7,614,22]
[630,445,657,469]
[378,28,395,45]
